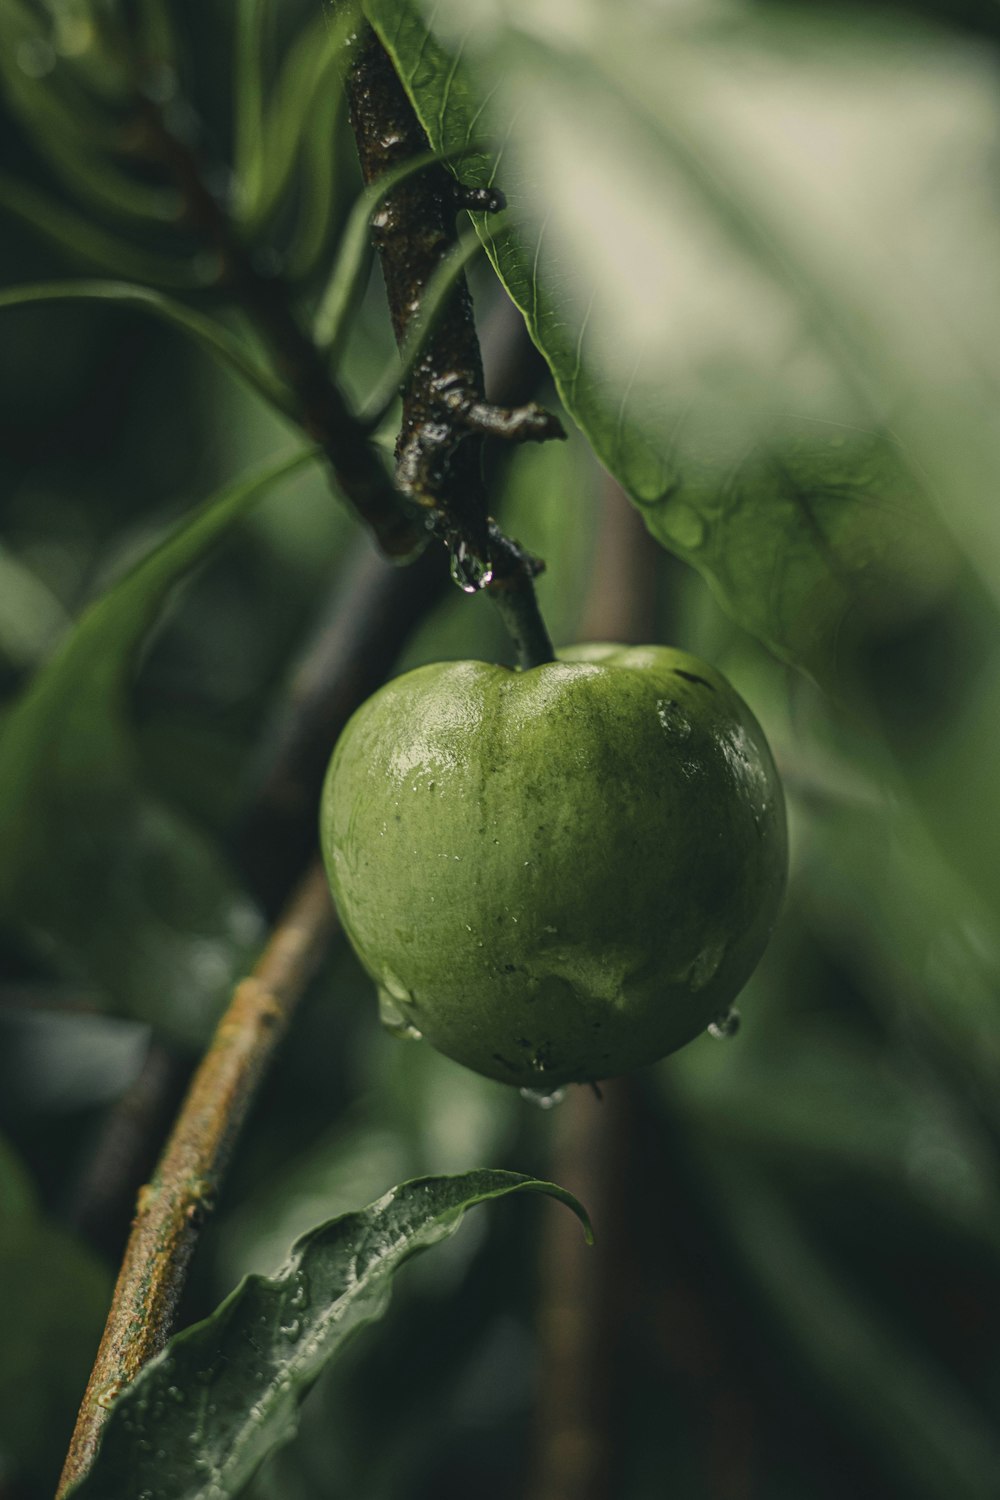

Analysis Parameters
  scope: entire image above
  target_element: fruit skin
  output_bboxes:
[320,643,787,1090]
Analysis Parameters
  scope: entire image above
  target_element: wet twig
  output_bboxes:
[338,18,564,670]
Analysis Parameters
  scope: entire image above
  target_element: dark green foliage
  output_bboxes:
[1,2,1000,1498]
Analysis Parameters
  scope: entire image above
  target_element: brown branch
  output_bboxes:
[339,19,563,669]
[237,537,448,913]
[526,1080,631,1500]
[56,862,337,1498]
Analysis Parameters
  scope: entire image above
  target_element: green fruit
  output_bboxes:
[320,643,786,1091]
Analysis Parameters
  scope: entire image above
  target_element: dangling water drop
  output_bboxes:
[449,537,494,594]
[519,1086,567,1110]
[707,1006,741,1040]
[377,988,422,1041]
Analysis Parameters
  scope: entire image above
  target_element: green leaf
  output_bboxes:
[701,1157,1000,1500]
[236,3,357,235]
[0,47,179,224]
[0,280,296,416]
[671,1026,1000,1254]
[365,4,964,685]
[282,83,347,283]
[0,1134,111,1492]
[0,447,317,1040]
[0,1131,36,1227]
[0,171,216,289]
[233,0,269,223]
[800,779,1000,1115]
[68,1171,591,1500]
[0,540,71,667]
[0,2,123,145]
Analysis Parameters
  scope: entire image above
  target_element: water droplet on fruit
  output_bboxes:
[707,1007,741,1040]
[519,1086,567,1109]
[686,942,726,991]
[378,989,422,1041]
[382,970,412,1003]
[449,537,494,593]
[656,698,692,740]
[667,504,705,550]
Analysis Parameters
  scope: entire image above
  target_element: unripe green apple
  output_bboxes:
[320,643,786,1090]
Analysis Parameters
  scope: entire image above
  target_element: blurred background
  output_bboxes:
[2,1,1000,1498]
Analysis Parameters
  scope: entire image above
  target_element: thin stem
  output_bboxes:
[56,863,337,1498]
[488,529,556,670]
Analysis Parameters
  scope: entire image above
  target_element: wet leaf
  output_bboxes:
[366,3,987,685]
[68,1171,591,1500]
[0,448,316,1040]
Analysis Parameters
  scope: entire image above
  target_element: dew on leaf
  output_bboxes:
[378,989,423,1040]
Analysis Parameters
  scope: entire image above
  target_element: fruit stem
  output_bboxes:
[488,530,557,669]
[56,864,337,1498]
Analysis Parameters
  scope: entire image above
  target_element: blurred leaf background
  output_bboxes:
[2,0,1000,1497]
